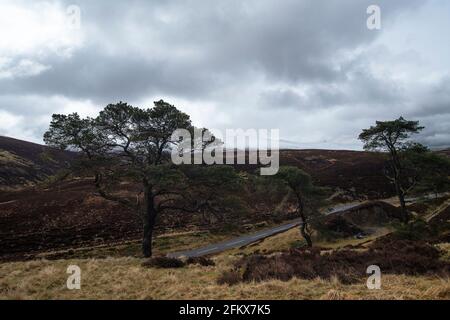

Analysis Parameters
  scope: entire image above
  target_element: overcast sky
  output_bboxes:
[0,0,449,149]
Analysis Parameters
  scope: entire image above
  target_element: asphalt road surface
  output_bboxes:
[167,193,449,258]
[167,219,303,258]
[167,203,364,258]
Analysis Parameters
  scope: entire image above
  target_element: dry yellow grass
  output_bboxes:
[1,253,449,300]
[0,150,32,166]
[1,219,449,300]
[33,230,231,260]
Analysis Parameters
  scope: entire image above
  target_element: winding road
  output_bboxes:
[167,219,303,258]
[167,193,449,258]
[167,202,364,258]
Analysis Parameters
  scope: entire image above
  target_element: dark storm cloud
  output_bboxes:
[0,0,423,102]
[0,50,211,102]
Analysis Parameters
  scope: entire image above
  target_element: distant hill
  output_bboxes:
[0,136,76,190]
[437,148,450,158]
[0,136,392,195]
[236,149,392,199]
[279,149,391,198]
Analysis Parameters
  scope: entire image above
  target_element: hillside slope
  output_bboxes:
[0,137,391,196]
[0,137,396,259]
[280,149,391,198]
[437,148,450,158]
[0,136,76,190]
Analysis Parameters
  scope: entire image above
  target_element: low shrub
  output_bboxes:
[217,270,242,286]
[186,256,216,267]
[391,219,433,241]
[323,215,363,238]
[142,256,185,268]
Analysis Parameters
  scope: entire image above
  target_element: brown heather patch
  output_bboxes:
[223,239,450,286]
[186,256,215,267]
[142,257,186,269]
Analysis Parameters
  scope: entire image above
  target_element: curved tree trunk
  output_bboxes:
[300,219,313,247]
[389,148,410,223]
[395,181,409,223]
[296,192,313,247]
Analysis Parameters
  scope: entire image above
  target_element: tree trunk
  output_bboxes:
[395,182,409,223]
[142,182,157,258]
[142,216,154,258]
[389,147,410,223]
[296,192,313,247]
[300,218,313,247]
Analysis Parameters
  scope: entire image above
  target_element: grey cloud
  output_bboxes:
[411,78,450,118]
[1,0,448,150]
[258,66,405,112]
[1,0,424,101]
